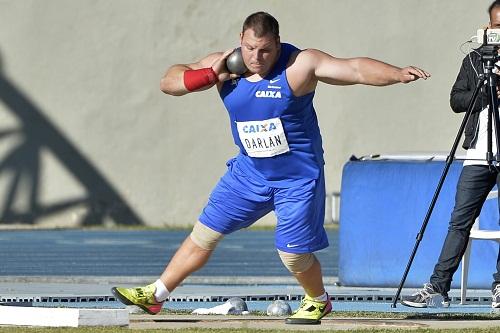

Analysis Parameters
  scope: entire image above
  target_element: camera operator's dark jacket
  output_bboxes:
[450,48,491,149]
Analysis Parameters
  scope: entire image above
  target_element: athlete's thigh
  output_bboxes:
[273,170,329,253]
[199,160,274,234]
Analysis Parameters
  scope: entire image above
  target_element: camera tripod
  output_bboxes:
[391,45,500,308]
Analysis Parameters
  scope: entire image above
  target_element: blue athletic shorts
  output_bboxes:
[199,158,329,254]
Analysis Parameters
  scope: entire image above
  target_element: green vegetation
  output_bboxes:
[1,328,500,333]
[1,311,500,333]
[163,309,500,320]
[329,311,500,320]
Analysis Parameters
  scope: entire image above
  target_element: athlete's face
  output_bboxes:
[240,28,280,76]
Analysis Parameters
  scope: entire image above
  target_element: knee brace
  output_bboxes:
[278,249,316,273]
[189,221,224,250]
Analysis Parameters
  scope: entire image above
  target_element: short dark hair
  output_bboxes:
[242,12,279,38]
[489,0,500,18]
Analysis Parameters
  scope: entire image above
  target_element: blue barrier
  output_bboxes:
[338,159,499,288]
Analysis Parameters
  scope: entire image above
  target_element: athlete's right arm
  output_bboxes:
[160,49,237,96]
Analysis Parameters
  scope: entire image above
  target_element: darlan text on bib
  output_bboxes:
[236,117,290,158]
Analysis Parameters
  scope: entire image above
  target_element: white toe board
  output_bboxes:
[0,306,129,327]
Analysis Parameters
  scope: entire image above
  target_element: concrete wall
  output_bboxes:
[0,0,491,227]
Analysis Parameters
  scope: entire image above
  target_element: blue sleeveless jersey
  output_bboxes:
[220,43,324,187]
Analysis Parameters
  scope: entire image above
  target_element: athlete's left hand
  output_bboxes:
[399,66,431,83]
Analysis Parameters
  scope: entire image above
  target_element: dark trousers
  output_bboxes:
[430,165,500,294]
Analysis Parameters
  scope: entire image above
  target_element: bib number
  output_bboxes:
[236,118,289,158]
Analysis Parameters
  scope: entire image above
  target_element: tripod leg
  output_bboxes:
[391,78,485,308]
[487,72,500,164]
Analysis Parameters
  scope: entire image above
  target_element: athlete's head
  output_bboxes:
[240,12,281,76]
[489,0,500,27]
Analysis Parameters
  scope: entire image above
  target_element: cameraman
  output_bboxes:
[402,0,500,308]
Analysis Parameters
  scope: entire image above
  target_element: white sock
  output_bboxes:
[312,292,328,302]
[153,279,170,302]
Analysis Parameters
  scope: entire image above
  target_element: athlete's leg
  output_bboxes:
[159,159,272,292]
[274,170,330,324]
[112,159,273,313]
[158,159,272,290]
[278,250,325,297]
[294,257,325,297]
[274,170,328,296]
[111,221,223,314]
[160,221,223,291]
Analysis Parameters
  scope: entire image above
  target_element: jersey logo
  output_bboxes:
[269,78,280,84]
[242,122,278,133]
[255,90,282,98]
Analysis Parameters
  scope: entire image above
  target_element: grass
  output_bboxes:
[0,311,499,333]
[164,309,500,320]
[329,311,500,320]
[0,328,500,333]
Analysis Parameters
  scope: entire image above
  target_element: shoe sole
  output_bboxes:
[401,300,450,308]
[285,318,322,325]
[111,287,160,315]
[492,302,500,308]
[400,300,427,308]
[285,303,331,325]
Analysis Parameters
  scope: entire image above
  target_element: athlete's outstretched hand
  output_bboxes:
[399,66,431,83]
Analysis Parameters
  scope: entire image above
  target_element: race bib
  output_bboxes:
[236,118,290,158]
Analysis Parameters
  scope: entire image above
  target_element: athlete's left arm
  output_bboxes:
[302,49,430,86]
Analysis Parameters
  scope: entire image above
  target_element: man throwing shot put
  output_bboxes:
[112,11,430,324]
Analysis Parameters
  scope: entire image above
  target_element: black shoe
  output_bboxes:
[401,283,449,308]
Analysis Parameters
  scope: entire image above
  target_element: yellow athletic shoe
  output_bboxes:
[111,284,163,315]
[285,294,332,325]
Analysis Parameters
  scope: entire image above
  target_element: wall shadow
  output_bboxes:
[0,50,143,226]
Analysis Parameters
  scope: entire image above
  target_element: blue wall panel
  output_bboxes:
[338,160,499,288]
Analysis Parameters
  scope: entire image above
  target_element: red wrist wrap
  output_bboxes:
[183,68,218,91]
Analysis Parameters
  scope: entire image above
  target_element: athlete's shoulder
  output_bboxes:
[288,48,323,68]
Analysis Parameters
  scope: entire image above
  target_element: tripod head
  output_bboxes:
[480,45,500,72]
[478,29,500,73]
[480,45,499,61]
